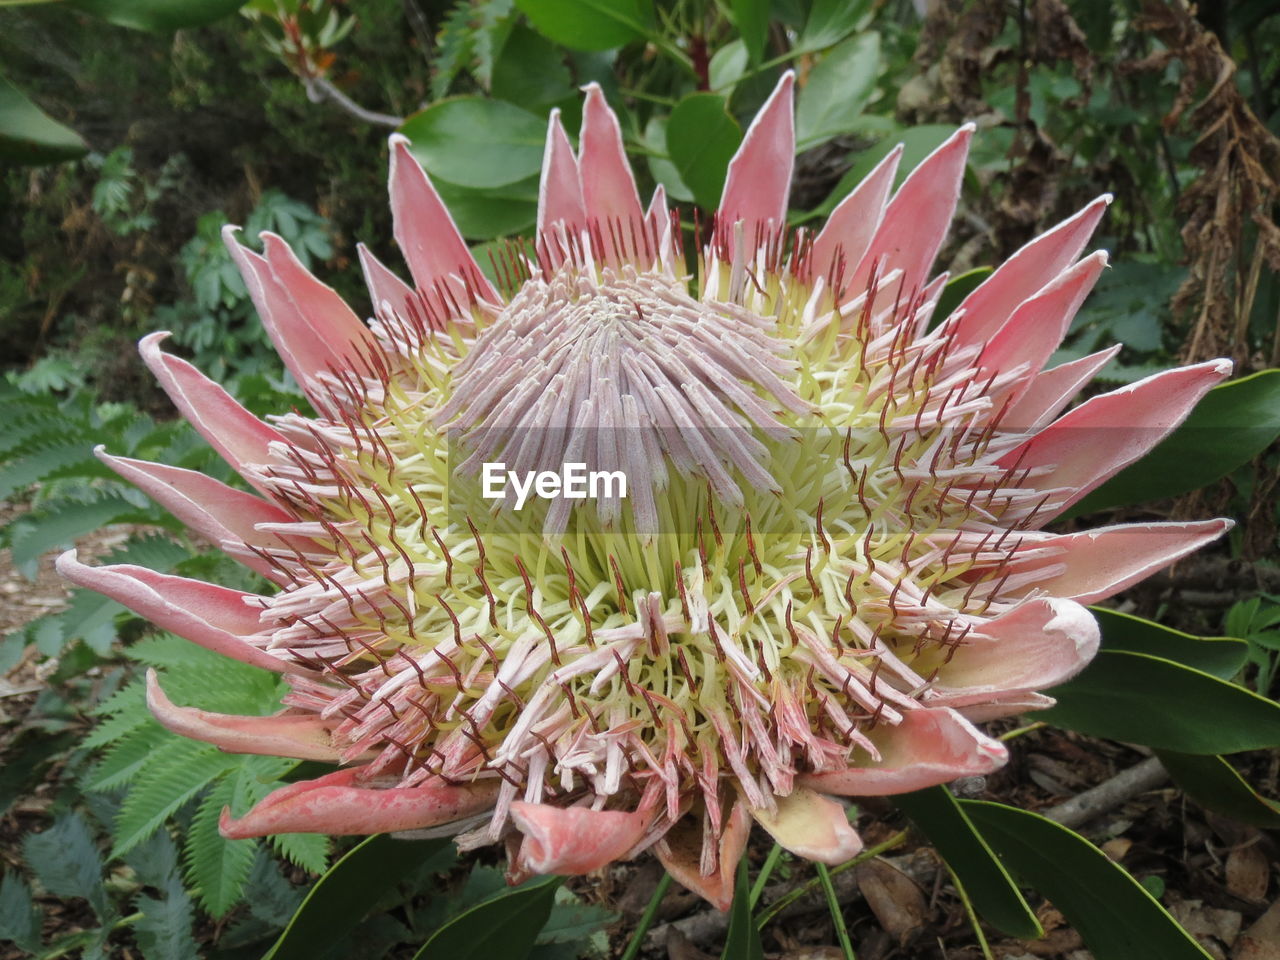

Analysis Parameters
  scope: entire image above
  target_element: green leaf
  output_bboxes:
[732,0,769,62]
[796,32,881,151]
[1156,751,1280,828]
[709,40,749,94]
[185,779,256,918]
[67,0,246,32]
[1041,650,1280,753]
[666,93,742,210]
[1067,369,1280,516]
[269,830,331,876]
[963,801,1212,960]
[134,881,198,960]
[800,125,956,222]
[400,97,546,189]
[535,888,616,945]
[515,0,652,51]
[87,723,171,791]
[930,267,993,330]
[111,739,238,857]
[9,496,142,572]
[724,857,764,960]
[1092,607,1248,681]
[644,115,694,204]
[0,871,42,954]
[0,73,88,165]
[414,874,562,960]
[23,814,111,921]
[264,834,450,960]
[433,176,539,240]
[894,787,1041,938]
[798,0,872,51]
[492,23,574,112]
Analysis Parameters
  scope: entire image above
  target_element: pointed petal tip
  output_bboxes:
[387,131,411,150]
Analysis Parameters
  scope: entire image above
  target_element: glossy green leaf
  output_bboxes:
[1091,607,1248,681]
[894,787,1041,938]
[433,176,538,240]
[709,40,749,93]
[796,32,881,151]
[800,125,956,222]
[644,115,695,204]
[1068,369,1280,517]
[400,98,546,189]
[1041,650,1280,753]
[964,801,1212,960]
[1157,751,1280,828]
[666,93,742,210]
[68,0,246,31]
[798,0,873,51]
[724,858,764,960]
[0,74,88,166]
[930,266,993,329]
[264,834,449,960]
[492,23,574,112]
[515,0,652,51]
[413,874,561,960]
[733,0,769,62]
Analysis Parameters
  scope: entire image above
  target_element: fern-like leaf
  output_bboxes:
[86,723,170,792]
[111,737,238,858]
[184,779,257,918]
[268,831,331,876]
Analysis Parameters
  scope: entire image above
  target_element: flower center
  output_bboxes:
[438,264,808,533]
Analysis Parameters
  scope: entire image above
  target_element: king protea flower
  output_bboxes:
[60,73,1231,909]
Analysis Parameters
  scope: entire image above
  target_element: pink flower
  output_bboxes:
[60,74,1231,909]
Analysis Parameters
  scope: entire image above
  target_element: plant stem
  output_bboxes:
[749,844,783,908]
[817,862,857,960]
[946,863,994,960]
[620,872,673,960]
[999,721,1046,741]
[755,828,909,929]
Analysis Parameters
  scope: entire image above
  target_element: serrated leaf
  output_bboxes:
[269,831,331,876]
[133,878,198,960]
[0,871,42,953]
[111,739,237,857]
[0,441,100,501]
[22,814,111,921]
[185,779,257,918]
[86,723,170,791]
[963,801,1212,960]
[9,495,143,572]
[264,834,451,960]
[535,888,616,945]
[894,787,1041,937]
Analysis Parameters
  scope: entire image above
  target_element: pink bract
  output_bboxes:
[60,73,1231,910]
